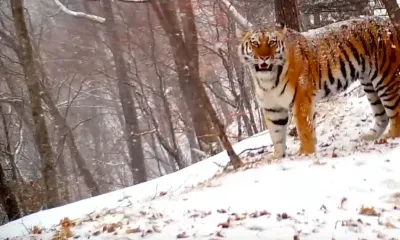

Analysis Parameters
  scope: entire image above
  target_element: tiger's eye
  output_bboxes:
[251,41,259,47]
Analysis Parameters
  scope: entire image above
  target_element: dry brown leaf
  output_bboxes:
[259,210,270,216]
[92,231,101,236]
[216,231,224,237]
[32,225,42,234]
[233,213,246,221]
[126,226,141,234]
[176,232,190,238]
[339,197,348,209]
[190,210,211,218]
[249,210,270,218]
[107,225,116,233]
[60,217,74,238]
[293,234,300,240]
[217,209,227,214]
[320,204,328,213]
[386,221,397,229]
[374,139,388,145]
[377,232,386,239]
[359,206,378,216]
[152,225,162,233]
[277,212,290,221]
[217,219,230,228]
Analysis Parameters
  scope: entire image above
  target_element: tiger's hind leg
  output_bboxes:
[263,107,289,161]
[359,80,389,141]
[374,74,400,139]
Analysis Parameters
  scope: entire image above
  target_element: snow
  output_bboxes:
[2,92,400,239]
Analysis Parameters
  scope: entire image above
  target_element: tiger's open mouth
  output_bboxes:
[254,63,273,72]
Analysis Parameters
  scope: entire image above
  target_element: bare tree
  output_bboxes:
[101,0,147,183]
[150,1,221,155]
[10,0,60,208]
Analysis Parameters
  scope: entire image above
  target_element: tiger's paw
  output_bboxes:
[263,152,285,163]
[360,130,381,141]
[294,146,316,158]
[381,128,400,140]
[379,133,399,141]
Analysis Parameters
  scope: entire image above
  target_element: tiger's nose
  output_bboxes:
[260,56,270,60]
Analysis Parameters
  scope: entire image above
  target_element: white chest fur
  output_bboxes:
[249,64,293,110]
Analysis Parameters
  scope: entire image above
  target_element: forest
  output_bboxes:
[0,0,396,226]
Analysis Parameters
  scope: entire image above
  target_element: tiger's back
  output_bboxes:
[308,17,400,100]
[237,16,400,160]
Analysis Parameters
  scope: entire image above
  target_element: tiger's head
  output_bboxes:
[238,22,287,73]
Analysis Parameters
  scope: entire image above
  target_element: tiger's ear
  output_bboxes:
[275,21,287,35]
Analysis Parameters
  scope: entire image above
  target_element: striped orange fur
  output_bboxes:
[238,17,400,160]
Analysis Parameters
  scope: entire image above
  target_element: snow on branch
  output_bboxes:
[0,95,23,104]
[52,0,105,24]
[52,0,150,24]
[219,0,253,29]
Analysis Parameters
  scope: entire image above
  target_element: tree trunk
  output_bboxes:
[152,1,219,155]
[381,0,400,33]
[10,0,60,208]
[101,0,147,184]
[34,68,101,196]
[154,0,242,169]
[274,0,301,31]
[54,130,71,204]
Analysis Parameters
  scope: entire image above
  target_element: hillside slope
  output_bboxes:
[2,92,400,240]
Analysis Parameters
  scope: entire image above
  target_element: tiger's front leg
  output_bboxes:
[263,107,289,162]
[293,95,317,156]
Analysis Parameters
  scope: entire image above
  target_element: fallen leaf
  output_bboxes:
[339,197,348,209]
[218,219,230,228]
[259,210,270,216]
[233,213,246,220]
[377,232,386,239]
[177,232,190,238]
[277,212,290,221]
[359,206,378,216]
[386,221,397,229]
[107,225,116,233]
[374,138,388,145]
[152,225,162,233]
[216,231,224,237]
[32,226,42,234]
[126,226,141,234]
[320,204,328,213]
[217,209,227,214]
[60,217,74,238]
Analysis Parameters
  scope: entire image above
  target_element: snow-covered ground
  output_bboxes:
[2,89,400,239]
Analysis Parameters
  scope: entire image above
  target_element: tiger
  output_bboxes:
[237,16,400,161]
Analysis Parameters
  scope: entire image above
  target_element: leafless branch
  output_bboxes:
[52,0,151,24]
[52,0,105,23]
[218,0,253,29]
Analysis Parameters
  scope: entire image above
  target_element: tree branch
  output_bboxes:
[52,0,151,24]
[0,95,23,104]
[218,0,253,29]
[52,0,105,23]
